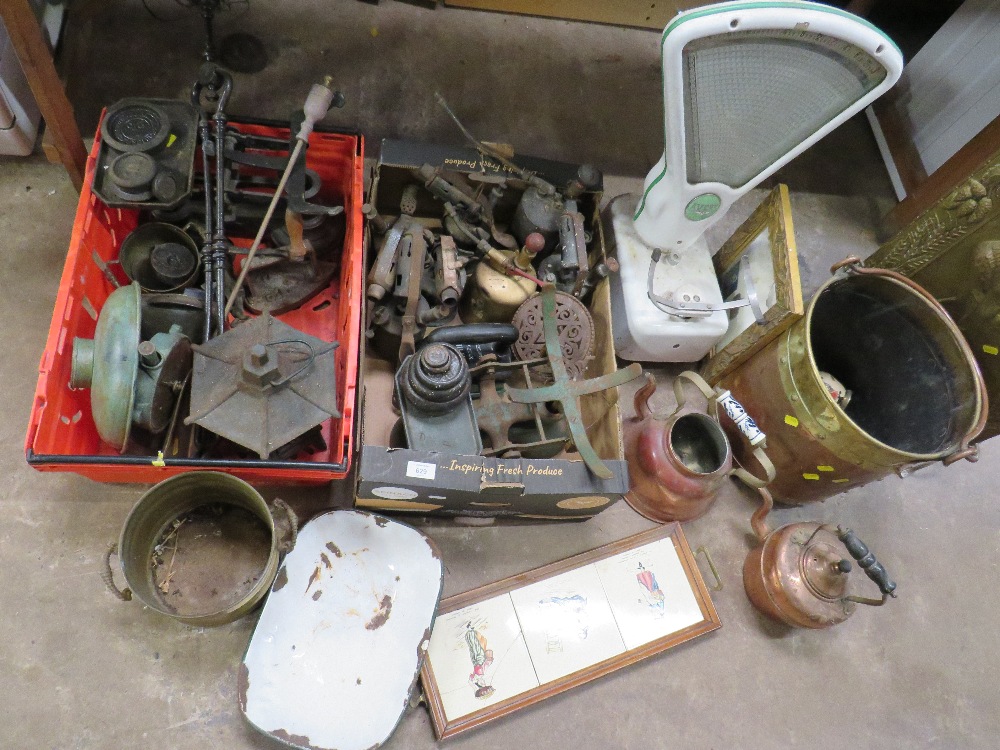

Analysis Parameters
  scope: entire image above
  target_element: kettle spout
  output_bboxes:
[750,488,774,542]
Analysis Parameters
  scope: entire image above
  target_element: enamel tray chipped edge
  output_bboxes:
[239,510,444,750]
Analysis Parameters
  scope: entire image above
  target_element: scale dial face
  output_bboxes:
[683,28,887,188]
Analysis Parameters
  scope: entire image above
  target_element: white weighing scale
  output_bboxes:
[609,0,904,362]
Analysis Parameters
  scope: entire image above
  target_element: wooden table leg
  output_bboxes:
[0,0,87,191]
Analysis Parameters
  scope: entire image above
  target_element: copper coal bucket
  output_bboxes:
[717,258,987,505]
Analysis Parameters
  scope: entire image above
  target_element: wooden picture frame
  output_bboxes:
[701,184,804,385]
[420,523,721,739]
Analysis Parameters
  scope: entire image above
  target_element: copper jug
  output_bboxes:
[743,488,897,629]
[623,371,775,522]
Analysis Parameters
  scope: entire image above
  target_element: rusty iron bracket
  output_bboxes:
[398,226,428,361]
[474,359,567,457]
[505,285,642,479]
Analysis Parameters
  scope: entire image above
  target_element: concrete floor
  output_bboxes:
[2,1,997,748]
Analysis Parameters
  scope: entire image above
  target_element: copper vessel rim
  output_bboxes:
[799,274,980,461]
[665,412,732,478]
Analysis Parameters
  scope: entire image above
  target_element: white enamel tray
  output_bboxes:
[239,510,443,750]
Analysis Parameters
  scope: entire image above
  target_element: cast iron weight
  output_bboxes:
[505,284,643,479]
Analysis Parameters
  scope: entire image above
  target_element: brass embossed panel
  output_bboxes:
[867,148,1000,440]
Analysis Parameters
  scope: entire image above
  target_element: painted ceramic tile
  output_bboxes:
[427,594,539,721]
[594,537,704,650]
[509,566,625,684]
[240,511,443,750]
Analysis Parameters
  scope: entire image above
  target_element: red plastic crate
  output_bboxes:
[25,116,364,484]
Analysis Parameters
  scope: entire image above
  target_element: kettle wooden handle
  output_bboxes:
[838,527,897,600]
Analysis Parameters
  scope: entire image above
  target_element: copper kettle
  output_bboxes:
[623,371,775,522]
[743,488,897,628]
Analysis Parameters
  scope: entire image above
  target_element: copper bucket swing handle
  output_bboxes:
[831,257,988,465]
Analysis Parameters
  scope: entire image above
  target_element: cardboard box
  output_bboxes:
[355,139,629,520]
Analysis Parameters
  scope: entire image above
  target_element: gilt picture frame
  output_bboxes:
[701,184,804,385]
[420,523,721,739]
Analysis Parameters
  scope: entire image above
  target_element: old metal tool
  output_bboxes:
[368,218,464,363]
[576,257,619,302]
[70,283,192,452]
[422,323,518,374]
[119,222,202,293]
[396,343,481,454]
[537,205,589,295]
[221,112,345,219]
[744,488,897,629]
[511,289,594,380]
[225,76,346,318]
[244,208,340,314]
[191,63,234,340]
[184,313,340,459]
[142,291,207,345]
[505,285,643,479]
[414,162,516,251]
[93,98,200,210]
[460,233,543,323]
[473,358,567,458]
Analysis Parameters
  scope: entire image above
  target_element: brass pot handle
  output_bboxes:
[831,256,989,463]
[270,498,299,554]
[101,543,132,602]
